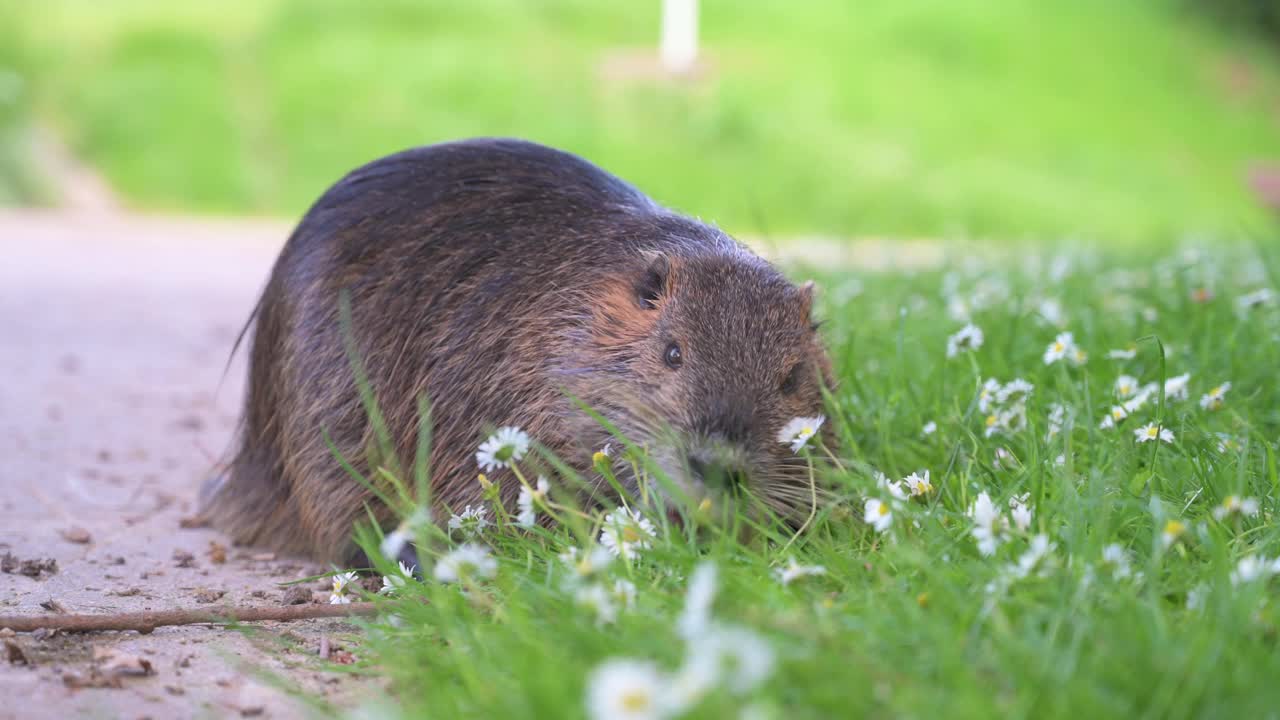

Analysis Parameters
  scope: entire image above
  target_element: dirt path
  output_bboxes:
[0,210,386,719]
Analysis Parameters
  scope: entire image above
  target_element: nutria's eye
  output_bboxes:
[780,365,802,395]
[664,342,683,369]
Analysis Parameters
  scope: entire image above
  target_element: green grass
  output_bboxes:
[303,241,1280,719]
[7,0,1280,242]
[0,14,44,204]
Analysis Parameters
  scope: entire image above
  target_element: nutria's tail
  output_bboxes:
[199,280,315,557]
[198,439,312,556]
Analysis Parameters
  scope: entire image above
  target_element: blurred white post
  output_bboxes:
[660,0,698,74]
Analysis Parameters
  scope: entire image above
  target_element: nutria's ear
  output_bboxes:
[635,254,672,310]
[797,280,817,327]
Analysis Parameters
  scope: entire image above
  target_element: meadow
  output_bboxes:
[312,241,1280,719]
[4,0,1280,242]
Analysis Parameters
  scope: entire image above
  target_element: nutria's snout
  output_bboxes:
[684,396,757,490]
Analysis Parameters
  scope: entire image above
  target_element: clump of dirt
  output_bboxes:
[281,586,312,606]
[193,588,226,604]
[1,552,59,578]
[61,647,155,689]
[59,527,92,544]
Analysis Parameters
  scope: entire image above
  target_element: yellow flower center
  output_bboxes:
[1146,427,1159,437]
[1053,342,1065,352]
[697,497,712,513]
[1112,408,1124,419]
[985,415,998,427]
[620,691,651,712]
[1164,520,1186,537]
[877,503,890,517]
[621,525,642,543]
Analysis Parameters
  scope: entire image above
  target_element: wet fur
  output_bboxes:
[202,138,833,563]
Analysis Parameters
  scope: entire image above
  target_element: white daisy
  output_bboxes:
[1199,382,1231,411]
[329,570,359,604]
[1008,494,1033,532]
[560,545,614,580]
[1114,374,1140,399]
[681,623,775,697]
[921,420,937,437]
[1100,544,1133,580]
[1046,403,1069,440]
[977,378,1001,413]
[1043,331,1075,365]
[968,491,1007,556]
[1230,555,1280,586]
[576,583,619,625]
[876,472,909,502]
[678,562,718,639]
[475,426,531,472]
[1124,384,1159,413]
[1134,423,1175,444]
[1186,585,1206,611]
[774,558,827,586]
[433,543,497,583]
[1107,347,1137,360]
[1099,404,1129,430]
[612,579,638,610]
[1010,534,1056,579]
[946,323,984,358]
[379,561,417,595]
[586,659,674,720]
[447,505,490,538]
[1038,298,1065,326]
[516,476,551,528]
[777,415,825,453]
[996,378,1034,405]
[1235,288,1274,314]
[992,447,1022,471]
[983,413,1003,437]
[902,470,933,497]
[1212,495,1260,521]
[599,507,657,559]
[1160,519,1187,548]
[379,507,432,564]
[1163,373,1191,402]
[863,498,894,533]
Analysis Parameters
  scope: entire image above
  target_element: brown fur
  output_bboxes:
[201,138,834,563]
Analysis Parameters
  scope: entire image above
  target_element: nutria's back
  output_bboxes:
[203,138,832,563]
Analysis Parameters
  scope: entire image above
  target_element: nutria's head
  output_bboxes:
[566,241,834,522]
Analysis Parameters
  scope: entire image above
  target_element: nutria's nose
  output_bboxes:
[686,453,748,490]
[696,396,754,446]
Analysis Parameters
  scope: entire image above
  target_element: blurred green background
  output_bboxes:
[2,0,1280,242]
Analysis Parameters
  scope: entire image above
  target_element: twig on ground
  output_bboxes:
[0,602,379,634]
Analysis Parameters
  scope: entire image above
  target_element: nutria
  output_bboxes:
[202,138,833,563]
